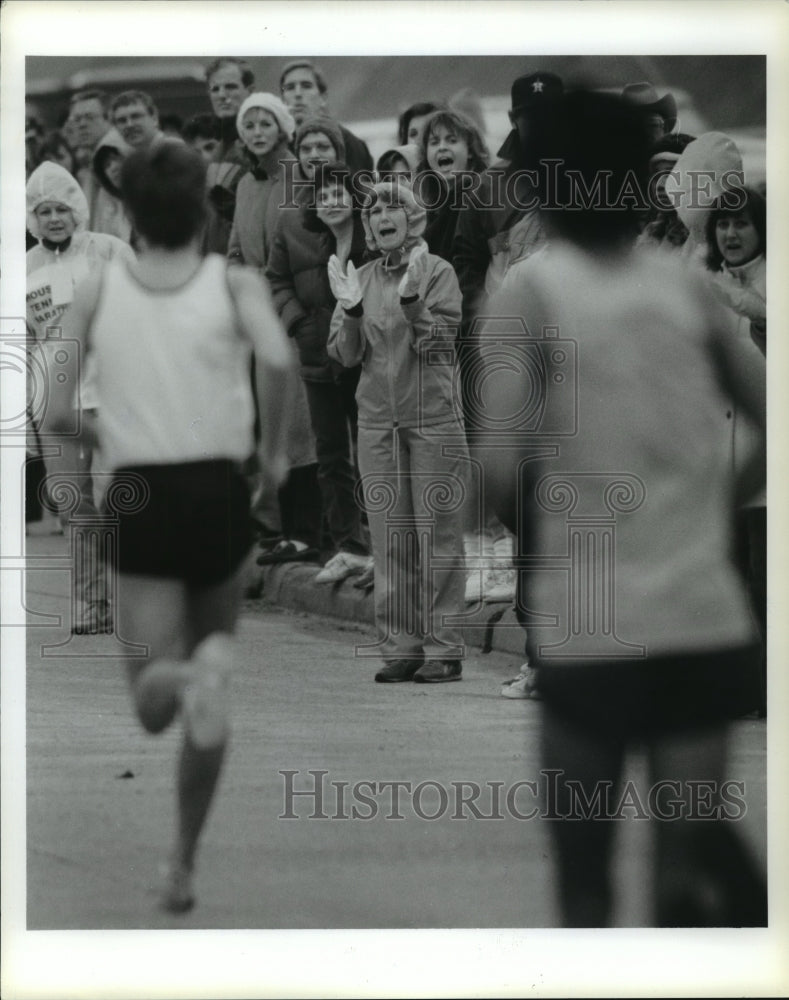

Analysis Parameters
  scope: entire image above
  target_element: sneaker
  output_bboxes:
[160,862,195,914]
[413,660,462,683]
[375,659,423,683]
[484,567,517,604]
[464,569,484,604]
[183,634,232,749]
[501,664,541,699]
[315,551,372,584]
[72,599,113,635]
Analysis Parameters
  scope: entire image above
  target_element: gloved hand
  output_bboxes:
[328,255,362,311]
[398,242,428,298]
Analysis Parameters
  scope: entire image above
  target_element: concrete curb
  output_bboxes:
[257,562,527,661]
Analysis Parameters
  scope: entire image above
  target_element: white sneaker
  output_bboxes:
[315,551,372,584]
[465,569,484,604]
[484,533,517,603]
[501,664,541,699]
[484,567,517,603]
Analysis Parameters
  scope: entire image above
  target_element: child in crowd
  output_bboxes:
[327,180,468,683]
[26,160,134,632]
[43,142,297,913]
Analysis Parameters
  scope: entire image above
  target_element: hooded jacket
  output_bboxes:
[87,128,133,242]
[327,207,463,430]
[666,132,744,262]
[26,161,134,406]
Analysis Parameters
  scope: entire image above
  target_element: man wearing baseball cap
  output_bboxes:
[452,71,563,698]
[453,71,564,327]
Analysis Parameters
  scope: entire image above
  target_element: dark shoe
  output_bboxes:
[413,660,462,683]
[375,659,423,683]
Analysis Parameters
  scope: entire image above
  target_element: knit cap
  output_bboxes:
[293,115,346,162]
[26,161,89,238]
[236,92,296,143]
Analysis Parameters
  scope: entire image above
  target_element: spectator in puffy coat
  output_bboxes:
[26,161,135,634]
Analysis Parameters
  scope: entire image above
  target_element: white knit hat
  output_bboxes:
[236,92,296,144]
[26,161,89,239]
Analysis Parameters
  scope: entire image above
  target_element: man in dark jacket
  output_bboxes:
[279,59,373,177]
[203,57,254,253]
[452,71,564,336]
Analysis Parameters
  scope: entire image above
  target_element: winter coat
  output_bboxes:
[266,188,367,382]
[227,155,295,271]
[87,128,132,243]
[327,240,463,429]
[451,153,545,333]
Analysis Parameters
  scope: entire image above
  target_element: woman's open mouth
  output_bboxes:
[436,154,455,169]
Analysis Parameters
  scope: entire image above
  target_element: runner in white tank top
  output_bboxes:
[44,142,298,915]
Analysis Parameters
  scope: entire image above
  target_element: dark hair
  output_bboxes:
[160,113,184,137]
[94,143,125,196]
[120,142,207,248]
[533,89,651,249]
[70,88,110,115]
[205,57,255,89]
[111,90,157,117]
[38,131,77,174]
[416,107,490,176]
[704,186,766,271]
[397,100,441,146]
[183,113,222,143]
[301,161,365,233]
[280,60,327,95]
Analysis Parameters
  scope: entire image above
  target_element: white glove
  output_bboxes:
[328,255,362,310]
[398,243,428,298]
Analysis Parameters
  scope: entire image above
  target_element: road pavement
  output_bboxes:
[20,533,767,932]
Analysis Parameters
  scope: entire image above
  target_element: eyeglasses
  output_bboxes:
[71,112,104,125]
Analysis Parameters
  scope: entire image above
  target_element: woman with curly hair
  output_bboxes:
[413,107,490,262]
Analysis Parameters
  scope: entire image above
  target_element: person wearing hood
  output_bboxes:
[327,180,468,684]
[26,160,135,634]
[376,143,420,182]
[664,131,745,266]
[88,127,133,242]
